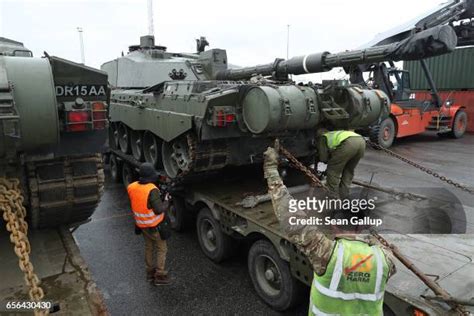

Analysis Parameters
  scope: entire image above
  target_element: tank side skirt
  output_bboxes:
[109,102,193,142]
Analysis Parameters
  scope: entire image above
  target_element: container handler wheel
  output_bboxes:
[248,239,302,311]
[370,117,396,149]
[196,207,232,262]
[110,154,122,183]
[169,196,190,232]
[122,162,135,188]
[118,123,131,154]
[450,110,467,139]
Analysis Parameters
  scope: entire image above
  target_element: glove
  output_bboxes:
[134,225,142,235]
[263,141,280,180]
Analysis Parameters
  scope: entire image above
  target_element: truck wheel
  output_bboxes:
[122,162,135,188]
[450,110,467,139]
[169,196,190,231]
[118,123,131,154]
[110,155,122,182]
[196,207,232,262]
[370,117,395,149]
[248,239,302,311]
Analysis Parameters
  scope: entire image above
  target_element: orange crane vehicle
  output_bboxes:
[351,0,474,148]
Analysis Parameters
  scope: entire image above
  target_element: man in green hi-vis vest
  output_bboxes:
[315,129,366,199]
[263,145,396,316]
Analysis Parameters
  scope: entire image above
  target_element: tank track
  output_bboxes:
[187,135,230,174]
[27,154,104,229]
[368,124,382,148]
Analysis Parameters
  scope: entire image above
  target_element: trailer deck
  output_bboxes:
[73,133,474,315]
[182,164,474,314]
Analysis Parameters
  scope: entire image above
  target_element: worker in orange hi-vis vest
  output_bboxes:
[127,162,171,285]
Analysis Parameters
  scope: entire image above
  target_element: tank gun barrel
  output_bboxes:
[215,25,457,80]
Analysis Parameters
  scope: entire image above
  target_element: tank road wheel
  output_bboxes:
[162,137,192,178]
[110,154,122,183]
[118,123,131,154]
[450,110,467,139]
[370,117,396,149]
[130,130,144,161]
[122,162,135,188]
[169,196,190,232]
[248,240,302,311]
[196,207,232,262]
[109,122,120,150]
[143,131,162,168]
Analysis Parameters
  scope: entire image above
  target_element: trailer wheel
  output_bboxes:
[370,117,395,149]
[122,162,135,188]
[169,196,190,231]
[248,239,302,311]
[450,110,467,139]
[110,155,122,183]
[196,207,232,262]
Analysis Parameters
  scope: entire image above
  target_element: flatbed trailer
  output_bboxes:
[108,147,474,315]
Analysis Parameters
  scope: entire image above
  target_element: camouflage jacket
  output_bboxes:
[265,164,396,277]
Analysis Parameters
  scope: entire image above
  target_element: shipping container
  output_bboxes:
[404,46,474,90]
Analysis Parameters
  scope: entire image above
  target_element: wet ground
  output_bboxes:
[0,227,106,315]
[74,132,474,315]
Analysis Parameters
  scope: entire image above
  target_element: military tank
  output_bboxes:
[103,25,456,180]
[0,37,109,228]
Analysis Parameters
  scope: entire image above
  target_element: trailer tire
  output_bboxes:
[169,196,190,232]
[110,155,122,183]
[450,110,467,139]
[370,117,395,149]
[248,239,302,311]
[196,207,232,262]
[122,162,135,188]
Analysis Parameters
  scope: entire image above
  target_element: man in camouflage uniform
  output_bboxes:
[263,145,396,315]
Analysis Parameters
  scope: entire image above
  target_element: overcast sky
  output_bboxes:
[0,0,441,82]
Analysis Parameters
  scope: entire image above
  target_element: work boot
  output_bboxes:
[153,272,171,286]
[146,268,156,282]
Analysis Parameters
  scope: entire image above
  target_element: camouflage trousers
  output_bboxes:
[143,227,168,275]
[326,136,365,199]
